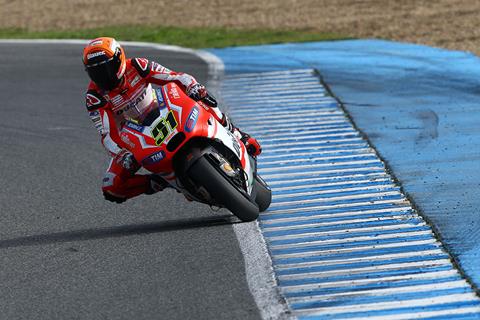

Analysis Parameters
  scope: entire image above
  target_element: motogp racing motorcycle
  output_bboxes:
[120,83,271,222]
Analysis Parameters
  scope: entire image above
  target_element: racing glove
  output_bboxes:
[116,149,140,172]
[187,83,208,101]
[188,84,219,108]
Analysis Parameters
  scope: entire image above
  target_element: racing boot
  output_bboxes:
[148,174,195,202]
[145,174,170,195]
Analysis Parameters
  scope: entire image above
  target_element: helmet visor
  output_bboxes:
[85,54,121,91]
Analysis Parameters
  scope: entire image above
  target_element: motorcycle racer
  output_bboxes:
[83,37,261,203]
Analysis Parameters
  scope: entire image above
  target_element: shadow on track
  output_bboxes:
[0,215,238,249]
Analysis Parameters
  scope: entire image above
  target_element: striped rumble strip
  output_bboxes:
[221,69,480,319]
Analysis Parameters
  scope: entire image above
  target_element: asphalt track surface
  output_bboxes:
[0,43,261,320]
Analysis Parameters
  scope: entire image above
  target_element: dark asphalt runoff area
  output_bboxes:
[0,42,261,320]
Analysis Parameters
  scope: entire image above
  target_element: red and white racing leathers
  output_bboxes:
[85,58,227,202]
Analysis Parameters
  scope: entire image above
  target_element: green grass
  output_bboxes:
[0,25,349,48]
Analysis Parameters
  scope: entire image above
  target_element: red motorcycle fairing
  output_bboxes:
[118,82,249,186]
[116,82,270,221]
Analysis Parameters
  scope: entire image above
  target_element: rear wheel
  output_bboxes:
[189,156,259,222]
[254,175,271,212]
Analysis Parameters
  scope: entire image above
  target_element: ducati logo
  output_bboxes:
[170,86,180,99]
[120,132,136,149]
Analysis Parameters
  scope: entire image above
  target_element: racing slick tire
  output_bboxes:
[254,175,271,212]
[189,156,259,222]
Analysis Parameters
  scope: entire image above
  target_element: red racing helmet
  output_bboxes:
[83,37,126,91]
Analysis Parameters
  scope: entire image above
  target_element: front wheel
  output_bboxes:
[254,175,271,212]
[188,156,259,222]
